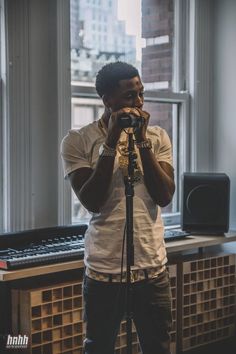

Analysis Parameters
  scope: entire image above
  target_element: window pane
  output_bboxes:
[70,0,140,83]
[144,101,174,137]
[72,105,94,128]
[143,100,179,214]
[71,97,103,222]
[71,0,175,91]
[72,190,91,222]
[70,0,180,224]
[71,97,104,128]
[142,0,174,92]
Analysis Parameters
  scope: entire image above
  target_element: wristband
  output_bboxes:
[99,143,117,157]
[135,138,152,149]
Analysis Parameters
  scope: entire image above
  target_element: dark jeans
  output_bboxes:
[83,269,172,354]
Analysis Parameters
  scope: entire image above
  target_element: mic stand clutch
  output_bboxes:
[124,132,137,354]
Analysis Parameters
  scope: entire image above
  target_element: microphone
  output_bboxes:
[118,113,145,129]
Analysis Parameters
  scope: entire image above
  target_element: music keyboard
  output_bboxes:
[0,235,84,270]
[164,229,191,242]
[0,225,87,270]
[0,225,190,271]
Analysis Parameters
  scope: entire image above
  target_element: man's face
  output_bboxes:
[107,76,144,112]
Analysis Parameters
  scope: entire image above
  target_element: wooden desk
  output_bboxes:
[0,233,236,353]
[165,231,236,253]
[1,232,236,282]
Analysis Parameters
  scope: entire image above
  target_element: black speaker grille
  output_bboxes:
[181,173,230,234]
[186,185,223,222]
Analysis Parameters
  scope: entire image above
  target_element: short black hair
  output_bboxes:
[95,61,139,97]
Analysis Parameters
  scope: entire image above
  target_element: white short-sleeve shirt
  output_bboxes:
[61,120,173,273]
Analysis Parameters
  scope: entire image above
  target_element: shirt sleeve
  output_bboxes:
[156,128,173,167]
[60,130,92,178]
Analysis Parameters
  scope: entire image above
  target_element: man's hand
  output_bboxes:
[105,109,124,149]
[132,107,150,142]
[106,107,150,148]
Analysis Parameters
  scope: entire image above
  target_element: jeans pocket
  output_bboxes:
[149,270,172,307]
[150,269,169,286]
[83,275,103,298]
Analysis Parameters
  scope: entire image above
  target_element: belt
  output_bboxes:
[85,265,166,283]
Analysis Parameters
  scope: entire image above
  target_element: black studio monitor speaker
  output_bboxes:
[181,173,230,235]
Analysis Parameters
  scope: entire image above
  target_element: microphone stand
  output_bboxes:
[124,131,137,354]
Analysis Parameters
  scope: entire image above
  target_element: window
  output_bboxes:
[71,86,104,222]
[0,1,213,232]
[68,0,189,225]
[70,0,189,226]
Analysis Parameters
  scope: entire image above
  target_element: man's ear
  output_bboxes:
[102,94,112,109]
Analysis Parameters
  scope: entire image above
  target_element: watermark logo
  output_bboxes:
[6,334,29,349]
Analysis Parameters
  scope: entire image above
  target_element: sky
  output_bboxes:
[117,0,144,61]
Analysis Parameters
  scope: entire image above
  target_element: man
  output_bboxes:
[61,62,175,354]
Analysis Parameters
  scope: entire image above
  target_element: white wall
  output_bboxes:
[213,0,236,231]
[3,0,71,231]
[2,0,236,233]
[29,0,59,228]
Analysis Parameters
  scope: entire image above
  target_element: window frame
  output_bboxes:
[144,90,190,227]
[67,0,190,227]
[0,0,214,231]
